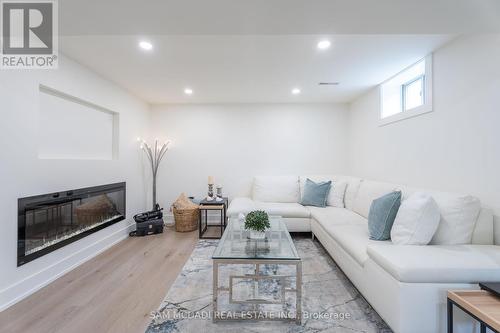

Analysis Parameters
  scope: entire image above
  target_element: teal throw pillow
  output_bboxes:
[368,191,402,240]
[300,178,332,208]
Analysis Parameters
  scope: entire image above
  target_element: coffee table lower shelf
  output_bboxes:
[212,258,302,324]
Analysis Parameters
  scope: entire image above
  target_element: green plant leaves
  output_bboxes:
[244,210,270,232]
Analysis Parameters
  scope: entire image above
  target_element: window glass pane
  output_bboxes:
[404,77,424,110]
[400,60,425,83]
[381,59,426,119]
[381,83,401,118]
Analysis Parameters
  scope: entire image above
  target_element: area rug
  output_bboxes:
[146,236,392,333]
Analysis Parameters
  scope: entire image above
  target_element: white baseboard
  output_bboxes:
[0,222,134,312]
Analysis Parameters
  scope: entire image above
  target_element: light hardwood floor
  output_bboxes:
[0,227,198,333]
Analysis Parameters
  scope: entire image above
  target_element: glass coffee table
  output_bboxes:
[212,216,302,323]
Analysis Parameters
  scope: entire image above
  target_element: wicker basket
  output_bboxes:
[173,207,199,232]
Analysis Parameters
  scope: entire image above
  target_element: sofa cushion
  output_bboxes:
[321,223,386,265]
[352,180,402,218]
[337,176,362,210]
[281,218,311,232]
[368,191,402,241]
[329,181,348,208]
[300,178,331,207]
[255,202,311,218]
[429,192,481,245]
[309,206,367,226]
[252,176,299,203]
[226,197,256,216]
[367,243,500,283]
[391,192,441,245]
[384,184,491,245]
[472,208,494,245]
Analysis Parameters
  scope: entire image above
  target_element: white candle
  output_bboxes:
[208,176,214,184]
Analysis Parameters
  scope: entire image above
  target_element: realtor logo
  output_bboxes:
[1,0,58,69]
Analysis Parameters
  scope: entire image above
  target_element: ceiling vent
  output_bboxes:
[318,82,340,85]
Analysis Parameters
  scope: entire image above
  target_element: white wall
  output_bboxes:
[150,104,349,208]
[348,34,500,242]
[0,54,151,310]
[2,33,498,311]
[38,87,118,160]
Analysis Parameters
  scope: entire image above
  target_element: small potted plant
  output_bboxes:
[244,210,271,239]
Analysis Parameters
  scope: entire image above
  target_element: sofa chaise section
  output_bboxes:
[367,243,500,284]
[226,175,498,333]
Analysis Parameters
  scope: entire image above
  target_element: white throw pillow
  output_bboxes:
[328,181,347,208]
[252,176,299,203]
[391,192,441,245]
[430,192,481,245]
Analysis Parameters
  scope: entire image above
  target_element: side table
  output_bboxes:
[447,290,500,333]
[198,197,228,239]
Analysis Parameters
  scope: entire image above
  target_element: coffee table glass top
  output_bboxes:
[212,216,300,260]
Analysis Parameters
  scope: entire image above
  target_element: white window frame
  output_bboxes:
[379,54,433,126]
[402,74,425,111]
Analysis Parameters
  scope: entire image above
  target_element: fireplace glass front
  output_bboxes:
[18,182,126,266]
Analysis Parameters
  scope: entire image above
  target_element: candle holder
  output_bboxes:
[216,185,223,198]
[208,184,214,198]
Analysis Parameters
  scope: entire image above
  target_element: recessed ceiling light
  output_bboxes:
[317,40,331,50]
[184,88,193,95]
[291,88,301,95]
[139,41,153,51]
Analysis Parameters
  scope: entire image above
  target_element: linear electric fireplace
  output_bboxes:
[18,182,126,266]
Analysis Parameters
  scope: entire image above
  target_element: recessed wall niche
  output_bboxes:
[38,85,119,160]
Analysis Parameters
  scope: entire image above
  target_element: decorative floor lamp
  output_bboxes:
[138,138,170,210]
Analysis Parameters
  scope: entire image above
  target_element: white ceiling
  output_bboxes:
[61,35,454,104]
[59,0,500,35]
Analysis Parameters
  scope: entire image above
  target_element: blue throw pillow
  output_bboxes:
[368,191,402,240]
[300,178,332,207]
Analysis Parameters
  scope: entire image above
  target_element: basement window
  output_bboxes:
[380,55,433,125]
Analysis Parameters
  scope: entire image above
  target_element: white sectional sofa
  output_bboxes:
[226,175,500,333]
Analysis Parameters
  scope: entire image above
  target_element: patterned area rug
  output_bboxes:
[146,236,392,333]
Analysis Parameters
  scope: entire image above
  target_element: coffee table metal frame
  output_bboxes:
[212,218,302,324]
